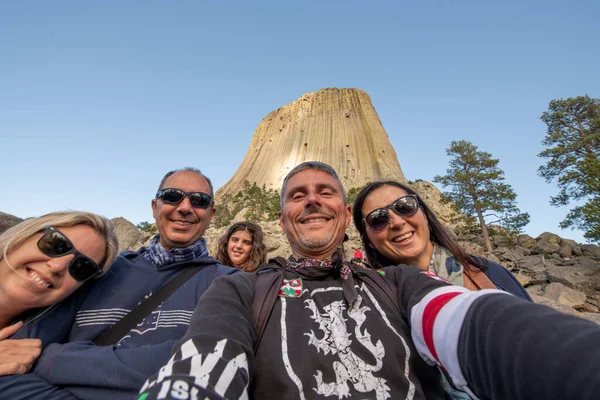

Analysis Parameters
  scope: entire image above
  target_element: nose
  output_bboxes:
[304,190,322,208]
[388,210,406,230]
[46,255,74,276]
[176,196,194,214]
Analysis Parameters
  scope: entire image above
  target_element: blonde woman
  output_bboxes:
[0,211,118,375]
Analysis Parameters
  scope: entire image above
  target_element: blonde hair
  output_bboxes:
[0,211,119,276]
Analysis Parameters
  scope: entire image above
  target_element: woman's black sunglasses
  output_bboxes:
[363,195,420,231]
[155,188,213,209]
[37,226,103,282]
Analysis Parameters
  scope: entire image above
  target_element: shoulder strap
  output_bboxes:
[463,267,496,290]
[355,265,400,309]
[94,261,210,346]
[251,258,285,353]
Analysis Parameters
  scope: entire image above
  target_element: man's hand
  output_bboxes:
[0,322,42,375]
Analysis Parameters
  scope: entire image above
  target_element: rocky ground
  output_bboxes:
[2,211,599,324]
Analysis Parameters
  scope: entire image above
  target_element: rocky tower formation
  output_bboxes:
[217,88,405,196]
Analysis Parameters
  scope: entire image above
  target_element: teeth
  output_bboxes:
[304,218,328,223]
[393,232,413,243]
[173,221,192,226]
[29,271,50,288]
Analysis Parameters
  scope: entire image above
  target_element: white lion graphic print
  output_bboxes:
[280,284,416,400]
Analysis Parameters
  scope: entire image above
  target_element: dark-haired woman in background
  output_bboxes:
[353,181,530,299]
[216,221,267,272]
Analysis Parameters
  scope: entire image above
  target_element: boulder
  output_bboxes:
[561,238,582,257]
[458,241,485,257]
[526,285,544,297]
[516,254,549,274]
[531,238,561,256]
[111,217,145,252]
[261,220,290,259]
[458,235,486,248]
[514,272,535,287]
[493,247,526,262]
[536,232,562,243]
[0,212,23,235]
[530,295,599,325]
[542,283,587,308]
[493,235,516,248]
[512,255,550,285]
[483,252,502,264]
[530,294,580,316]
[581,244,600,257]
[516,234,537,249]
[545,260,600,288]
[558,242,572,258]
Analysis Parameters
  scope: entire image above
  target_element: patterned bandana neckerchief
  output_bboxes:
[428,242,465,287]
[285,249,361,308]
[142,235,208,269]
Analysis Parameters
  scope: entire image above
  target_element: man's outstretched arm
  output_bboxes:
[457,293,600,399]
[393,265,600,400]
[138,272,256,400]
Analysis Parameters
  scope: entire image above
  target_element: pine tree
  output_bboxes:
[136,221,157,235]
[433,140,530,252]
[538,95,600,242]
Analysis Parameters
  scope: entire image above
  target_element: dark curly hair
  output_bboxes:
[352,181,485,271]
[216,221,268,272]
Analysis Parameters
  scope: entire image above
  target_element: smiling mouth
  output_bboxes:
[392,232,414,243]
[300,217,331,224]
[171,220,195,226]
[26,268,52,289]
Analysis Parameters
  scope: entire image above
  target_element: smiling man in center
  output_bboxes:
[279,164,351,259]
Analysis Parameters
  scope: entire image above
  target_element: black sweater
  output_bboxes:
[138,264,600,399]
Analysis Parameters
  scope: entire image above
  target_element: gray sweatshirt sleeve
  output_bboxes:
[138,272,255,400]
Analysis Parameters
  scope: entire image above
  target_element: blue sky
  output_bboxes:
[1,1,599,243]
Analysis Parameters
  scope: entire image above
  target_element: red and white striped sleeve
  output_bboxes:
[409,283,510,398]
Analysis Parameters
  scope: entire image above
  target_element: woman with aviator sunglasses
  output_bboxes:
[0,211,118,375]
[353,181,530,299]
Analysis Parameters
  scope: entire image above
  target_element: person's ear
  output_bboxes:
[344,205,351,229]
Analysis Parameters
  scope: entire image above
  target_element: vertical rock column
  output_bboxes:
[217,87,405,197]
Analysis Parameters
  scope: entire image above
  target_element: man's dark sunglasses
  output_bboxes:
[37,226,103,282]
[156,188,213,209]
[363,195,420,231]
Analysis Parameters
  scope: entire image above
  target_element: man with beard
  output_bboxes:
[138,162,600,400]
[0,168,238,400]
